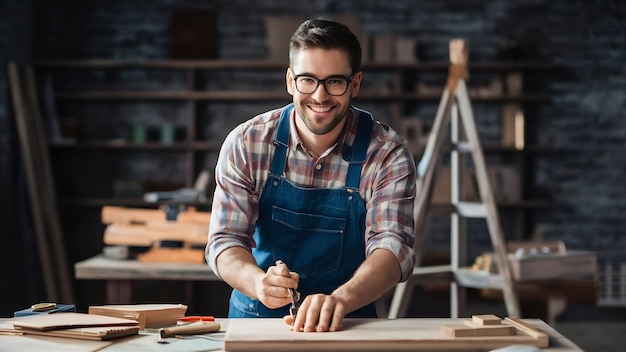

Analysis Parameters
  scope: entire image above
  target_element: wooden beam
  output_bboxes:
[8,62,59,301]
[24,65,74,303]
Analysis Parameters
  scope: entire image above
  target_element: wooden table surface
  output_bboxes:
[0,318,583,352]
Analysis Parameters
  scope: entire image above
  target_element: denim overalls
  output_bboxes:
[228,104,377,318]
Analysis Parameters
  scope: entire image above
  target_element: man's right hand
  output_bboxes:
[254,260,299,309]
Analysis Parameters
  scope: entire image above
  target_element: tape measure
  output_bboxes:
[31,303,57,312]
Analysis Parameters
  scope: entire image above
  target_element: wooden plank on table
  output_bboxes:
[224,318,549,351]
[441,324,474,337]
[505,317,549,347]
[101,205,210,225]
[24,65,74,303]
[8,62,59,302]
[442,319,514,338]
[461,321,515,336]
[103,223,208,246]
[137,248,205,264]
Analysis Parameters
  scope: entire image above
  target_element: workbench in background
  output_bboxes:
[74,255,231,317]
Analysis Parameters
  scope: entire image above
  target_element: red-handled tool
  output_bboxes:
[177,316,215,324]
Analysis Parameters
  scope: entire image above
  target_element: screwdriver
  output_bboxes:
[275,260,300,320]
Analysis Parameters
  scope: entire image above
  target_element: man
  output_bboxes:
[206,19,416,332]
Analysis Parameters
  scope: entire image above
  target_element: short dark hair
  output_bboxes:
[289,19,362,74]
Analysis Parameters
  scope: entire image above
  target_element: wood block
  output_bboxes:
[501,103,522,148]
[472,314,502,325]
[463,320,515,336]
[449,39,467,65]
[441,324,474,337]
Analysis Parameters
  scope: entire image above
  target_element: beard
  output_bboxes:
[295,101,351,135]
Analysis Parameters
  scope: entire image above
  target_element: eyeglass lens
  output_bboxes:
[295,76,349,96]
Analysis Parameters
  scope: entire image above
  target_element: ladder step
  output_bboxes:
[453,141,473,153]
[455,202,488,218]
[455,268,504,290]
[411,265,453,282]
[411,266,507,290]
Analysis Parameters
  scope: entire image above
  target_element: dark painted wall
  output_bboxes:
[0,0,46,316]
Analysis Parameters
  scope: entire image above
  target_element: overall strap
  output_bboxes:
[270,104,294,176]
[345,106,374,190]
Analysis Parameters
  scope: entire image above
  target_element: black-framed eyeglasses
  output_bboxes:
[291,70,354,96]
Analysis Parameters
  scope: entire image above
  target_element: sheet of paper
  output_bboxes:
[0,334,111,352]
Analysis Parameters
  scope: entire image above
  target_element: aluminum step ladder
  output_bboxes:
[388,39,521,319]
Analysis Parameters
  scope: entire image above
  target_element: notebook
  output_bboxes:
[4,325,140,341]
[3,313,140,341]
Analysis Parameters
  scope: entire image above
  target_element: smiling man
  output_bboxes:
[206,19,416,332]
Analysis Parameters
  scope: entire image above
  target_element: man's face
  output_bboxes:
[286,48,362,136]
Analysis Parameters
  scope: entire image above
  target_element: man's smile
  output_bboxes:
[307,105,334,114]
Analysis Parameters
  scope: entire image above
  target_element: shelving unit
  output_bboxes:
[34,59,557,251]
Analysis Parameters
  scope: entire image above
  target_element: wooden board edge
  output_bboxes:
[504,317,549,347]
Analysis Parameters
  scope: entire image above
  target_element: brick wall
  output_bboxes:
[1,0,624,315]
[32,0,626,253]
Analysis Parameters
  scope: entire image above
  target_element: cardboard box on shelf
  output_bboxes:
[489,166,521,203]
[507,241,598,281]
[265,16,363,63]
[395,37,417,63]
[430,167,478,203]
[373,34,395,63]
[508,250,597,281]
[470,241,598,281]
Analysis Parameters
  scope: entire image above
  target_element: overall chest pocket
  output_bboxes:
[270,206,345,277]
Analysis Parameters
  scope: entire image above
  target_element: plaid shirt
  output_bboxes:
[206,105,417,281]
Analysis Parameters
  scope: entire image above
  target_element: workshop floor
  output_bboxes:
[551,303,626,351]
[555,320,626,352]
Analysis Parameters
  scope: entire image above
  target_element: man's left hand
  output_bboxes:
[283,293,348,332]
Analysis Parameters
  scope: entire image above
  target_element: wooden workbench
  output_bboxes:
[0,318,583,351]
[74,255,220,304]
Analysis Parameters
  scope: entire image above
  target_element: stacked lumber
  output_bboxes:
[101,206,211,263]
